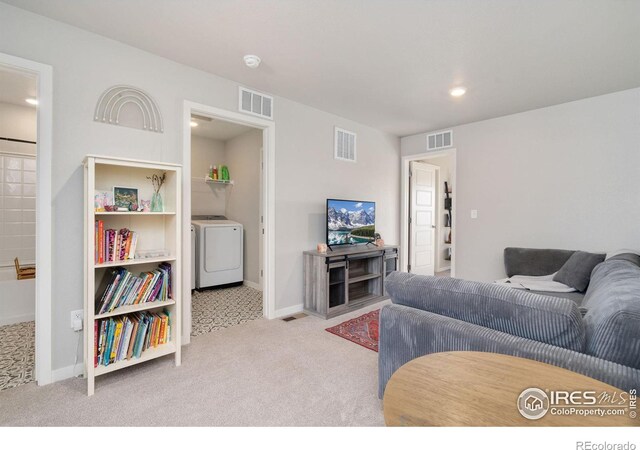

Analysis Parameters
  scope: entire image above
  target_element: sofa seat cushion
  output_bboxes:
[385,272,586,351]
[528,290,585,306]
[582,259,640,369]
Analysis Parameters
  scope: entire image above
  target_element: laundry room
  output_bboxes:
[190,114,263,336]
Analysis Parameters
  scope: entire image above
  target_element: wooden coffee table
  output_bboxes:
[383,351,637,426]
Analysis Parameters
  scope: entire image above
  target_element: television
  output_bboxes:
[326,199,376,247]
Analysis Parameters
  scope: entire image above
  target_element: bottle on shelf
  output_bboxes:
[209,165,213,179]
[213,165,218,180]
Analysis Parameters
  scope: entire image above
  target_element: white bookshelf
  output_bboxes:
[83,155,182,396]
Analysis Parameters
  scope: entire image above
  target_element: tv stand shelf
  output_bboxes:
[348,273,381,283]
[303,245,399,319]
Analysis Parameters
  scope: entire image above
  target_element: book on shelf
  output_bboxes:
[94,221,138,264]
[95,262,173,314]
[95,310,172,367]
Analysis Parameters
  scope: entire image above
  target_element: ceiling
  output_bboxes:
[0,67,37,107]
[4,0,640,136]
[191,115,256,141]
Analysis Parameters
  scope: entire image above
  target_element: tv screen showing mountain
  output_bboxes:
[326,199,375,246]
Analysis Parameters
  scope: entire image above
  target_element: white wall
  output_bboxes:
[225,129,261,285]
[0,101,37,269]
[191,135,225,179]
[0,275,35,326]
[0,4,400,374]
[190,135,226,216]
[402,88,640,282]
[0,102,36,155]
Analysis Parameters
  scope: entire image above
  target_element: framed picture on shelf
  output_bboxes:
[94,190,113,212]
[113,186,139,210]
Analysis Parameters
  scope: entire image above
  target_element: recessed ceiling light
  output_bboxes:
[243,54,261,69]
[449,87,467,97]
[25,98,38,105]
[190,121,198,127]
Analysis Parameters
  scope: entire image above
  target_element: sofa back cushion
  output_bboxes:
[607,253,640,267]
[385,271,585,351]
[582,259,640,368]
[504,247,576,277]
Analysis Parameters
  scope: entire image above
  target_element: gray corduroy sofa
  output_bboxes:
[378,248,640,397]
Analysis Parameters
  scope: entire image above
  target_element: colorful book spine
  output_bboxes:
[110,319,123,363]
[95,221,99,264]
[129,232,138,259]
[94,321,98,368]
[124,231,132,260]
[103,319,115,367]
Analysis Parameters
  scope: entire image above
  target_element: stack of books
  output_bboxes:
[95,262,173,314]
[95,221,138,264]
[94,310,172,367]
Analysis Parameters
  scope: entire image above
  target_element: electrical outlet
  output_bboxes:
[70,309,83,330]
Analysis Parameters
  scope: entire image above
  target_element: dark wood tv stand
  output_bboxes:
[303,245,399,319]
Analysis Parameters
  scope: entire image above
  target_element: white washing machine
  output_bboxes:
[192,216,243,289]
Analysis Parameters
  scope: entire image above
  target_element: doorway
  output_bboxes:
[189,115,263,336]
[401,149,456,278]
[182,102,275,344]
[0,52,53,387]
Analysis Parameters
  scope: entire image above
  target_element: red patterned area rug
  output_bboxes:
[325,309,380,352]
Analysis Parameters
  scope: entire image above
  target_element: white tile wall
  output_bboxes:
[0,154,36,267]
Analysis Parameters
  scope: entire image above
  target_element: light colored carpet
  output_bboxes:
[0,321,34,392]
[0,301,388,426]
[191,285,263,336]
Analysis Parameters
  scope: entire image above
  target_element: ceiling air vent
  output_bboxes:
[426,130,453,151]
[334,127,357,162]
[238,87,273,119]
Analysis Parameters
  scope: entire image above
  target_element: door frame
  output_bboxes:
[258,146,264,290]
[0,52,54,385]
[401,149,457,277]
[182,101,276,343]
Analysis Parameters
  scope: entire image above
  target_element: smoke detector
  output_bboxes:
[243,55,261,69]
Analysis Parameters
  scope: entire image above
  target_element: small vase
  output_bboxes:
[151,192,163,212]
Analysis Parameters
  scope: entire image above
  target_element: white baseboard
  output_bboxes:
[0,313,35,327]
[243,279,262,291]
[273,303,303,319]
[51,363,84,383]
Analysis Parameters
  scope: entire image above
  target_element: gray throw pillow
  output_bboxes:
[553,251,605,292]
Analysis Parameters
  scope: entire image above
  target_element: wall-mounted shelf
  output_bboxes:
[204,176,234,185]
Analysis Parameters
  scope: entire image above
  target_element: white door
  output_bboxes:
[409,162,437,276]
